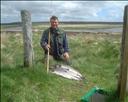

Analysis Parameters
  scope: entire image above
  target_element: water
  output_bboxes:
[66,27,122,33]
[2,27,122,33]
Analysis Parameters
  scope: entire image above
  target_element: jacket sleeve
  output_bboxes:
[63,33,69,53]
[40,31,48,48]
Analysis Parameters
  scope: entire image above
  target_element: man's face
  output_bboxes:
[50,19,59,29]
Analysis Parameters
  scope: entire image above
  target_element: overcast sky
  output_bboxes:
[1,1,128,23]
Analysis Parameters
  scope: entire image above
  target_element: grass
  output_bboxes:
[1,30,127,102]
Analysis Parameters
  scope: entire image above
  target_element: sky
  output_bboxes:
[1,1,128,23]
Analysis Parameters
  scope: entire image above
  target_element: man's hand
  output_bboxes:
[63,52,69,60]
[45,44,50,50]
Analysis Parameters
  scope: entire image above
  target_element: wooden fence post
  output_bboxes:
[117,5,128,102]
[21,10,33,67]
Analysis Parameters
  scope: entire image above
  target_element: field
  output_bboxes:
[1,23,127,102]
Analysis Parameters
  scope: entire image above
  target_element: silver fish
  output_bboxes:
[50,64,84,80]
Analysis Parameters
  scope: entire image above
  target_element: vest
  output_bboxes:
[44,27,65,58]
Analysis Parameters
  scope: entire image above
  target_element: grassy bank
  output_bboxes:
[1,31,127,102]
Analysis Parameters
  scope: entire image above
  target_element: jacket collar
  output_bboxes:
[50,27,61,35]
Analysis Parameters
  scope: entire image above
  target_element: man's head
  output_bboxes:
[50,16,59,29]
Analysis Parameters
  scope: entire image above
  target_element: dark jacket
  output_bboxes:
[40,27,69,59]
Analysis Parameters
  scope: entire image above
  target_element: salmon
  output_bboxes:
[50,64,84,80]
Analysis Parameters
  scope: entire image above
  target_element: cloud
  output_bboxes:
[1,1,128,23]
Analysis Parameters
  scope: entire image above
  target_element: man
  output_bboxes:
[40,16,70,64]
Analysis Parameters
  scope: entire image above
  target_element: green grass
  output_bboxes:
[1,31,127,102]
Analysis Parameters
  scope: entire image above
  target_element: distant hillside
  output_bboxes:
[1,21,123,26]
